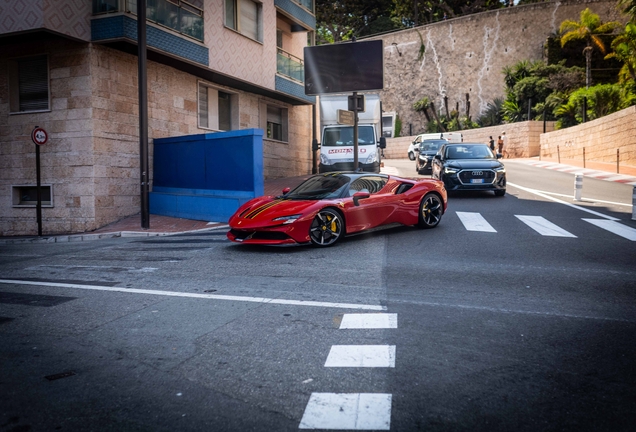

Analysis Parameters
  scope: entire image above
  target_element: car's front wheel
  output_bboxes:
[408,152,415,161]
[309,208,343,246]
[418,193,443,229]
[494,189,506,197]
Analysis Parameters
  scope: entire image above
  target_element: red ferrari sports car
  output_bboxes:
[227,172,447,247]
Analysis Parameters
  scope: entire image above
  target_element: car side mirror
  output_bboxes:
[496,153,502,159]
[379,137,386,149]
[282,187,291,194]
[352,191,370,206]
[434,154,442,160]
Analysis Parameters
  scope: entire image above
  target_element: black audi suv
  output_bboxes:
[431,143,506,196]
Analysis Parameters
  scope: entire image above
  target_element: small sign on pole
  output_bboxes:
[31,126,48,236]
[32,127,48,145]
[337,109,354,126]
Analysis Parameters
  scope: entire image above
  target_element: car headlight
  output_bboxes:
[419,154,428,161]
[364,152,377,164]
[320,154,332,165]
[272,214,302,224]
[444,166,459,174]
[494,166,506,173]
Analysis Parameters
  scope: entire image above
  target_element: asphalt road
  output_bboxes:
[1,160,635,431]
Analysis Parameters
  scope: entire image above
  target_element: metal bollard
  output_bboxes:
[574,174,583,201]
[632,186,636,221]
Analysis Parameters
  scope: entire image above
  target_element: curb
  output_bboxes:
[0,225,229,245]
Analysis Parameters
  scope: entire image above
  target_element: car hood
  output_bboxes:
[234,196,319,222]
[446,159,503,169]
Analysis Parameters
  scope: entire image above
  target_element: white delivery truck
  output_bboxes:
[317,93,386,173]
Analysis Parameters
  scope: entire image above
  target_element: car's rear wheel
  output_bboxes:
[408,152,415,161]
[418,193,443,229]
[309,208,343,246]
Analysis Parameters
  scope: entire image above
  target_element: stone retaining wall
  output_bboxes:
[540,106,636,167]
[367,0,624,136]
[384,121,556,159]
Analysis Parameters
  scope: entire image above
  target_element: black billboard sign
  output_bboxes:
[304,40,384,96]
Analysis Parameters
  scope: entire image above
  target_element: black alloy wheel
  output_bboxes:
[418,193,443,229]
[309,208,343,246]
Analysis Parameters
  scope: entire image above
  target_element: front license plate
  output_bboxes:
[470,179,484,184]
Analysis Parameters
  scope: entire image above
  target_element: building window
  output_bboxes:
[9,55,50,113]
[198,82,237,131]
[265,105,288,142]
[225,0,262,42]
[12,185,53,207]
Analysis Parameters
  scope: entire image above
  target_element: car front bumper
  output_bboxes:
[442,170,506,191]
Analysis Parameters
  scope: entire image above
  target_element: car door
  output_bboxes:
[344,176,394,233]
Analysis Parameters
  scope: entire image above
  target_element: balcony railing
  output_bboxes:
[277,48,304,83]
[92,0,204,42]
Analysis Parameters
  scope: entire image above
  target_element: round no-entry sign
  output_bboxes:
[32,127,48,145]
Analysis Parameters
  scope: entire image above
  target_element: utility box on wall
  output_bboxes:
[150,129,264,222]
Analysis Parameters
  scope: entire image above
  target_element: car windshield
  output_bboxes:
[445,145,494,159]
[322,126,375,146]
[419,140,445,152]
[284,175,349,200]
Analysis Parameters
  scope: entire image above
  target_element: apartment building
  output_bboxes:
[0,0,316,236]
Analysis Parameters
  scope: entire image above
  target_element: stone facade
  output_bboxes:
[0,40,312,236]
[368,0,625,136]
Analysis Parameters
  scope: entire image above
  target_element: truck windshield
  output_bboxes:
[323,126,375,147]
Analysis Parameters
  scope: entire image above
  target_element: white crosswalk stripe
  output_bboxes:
[325,345,396,368]
[340,313,398,329]
[300,313,397,430]
[515,215,577,237]
[583,219,636,241]
[455,211,636,240]
[299,393,392,430]
[456,211,497,232]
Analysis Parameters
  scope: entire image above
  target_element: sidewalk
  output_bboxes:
[2,161,634,245]
[0,175,313,245]
[524,156,636,182]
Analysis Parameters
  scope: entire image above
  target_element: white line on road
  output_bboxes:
[515,215,577,237]
[456,211,497,232]
[524,191,632,208]
[0,279,386,311]
[582,219,636,241]
[340,313,398,329]
[507,182,620,221]
[324,345,396,368]
[299,393,392,430]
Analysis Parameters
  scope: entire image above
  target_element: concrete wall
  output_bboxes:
[368,0,625,136]
[540,106,636,166]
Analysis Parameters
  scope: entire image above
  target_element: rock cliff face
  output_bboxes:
[365,0,624,136]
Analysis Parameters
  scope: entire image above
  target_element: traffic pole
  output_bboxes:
[574,174,583,201]
[632,186,636,221]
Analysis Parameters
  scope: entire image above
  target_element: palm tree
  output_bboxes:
[605,22,636,83]
[617,0,636,21]
[559,8,620,88]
